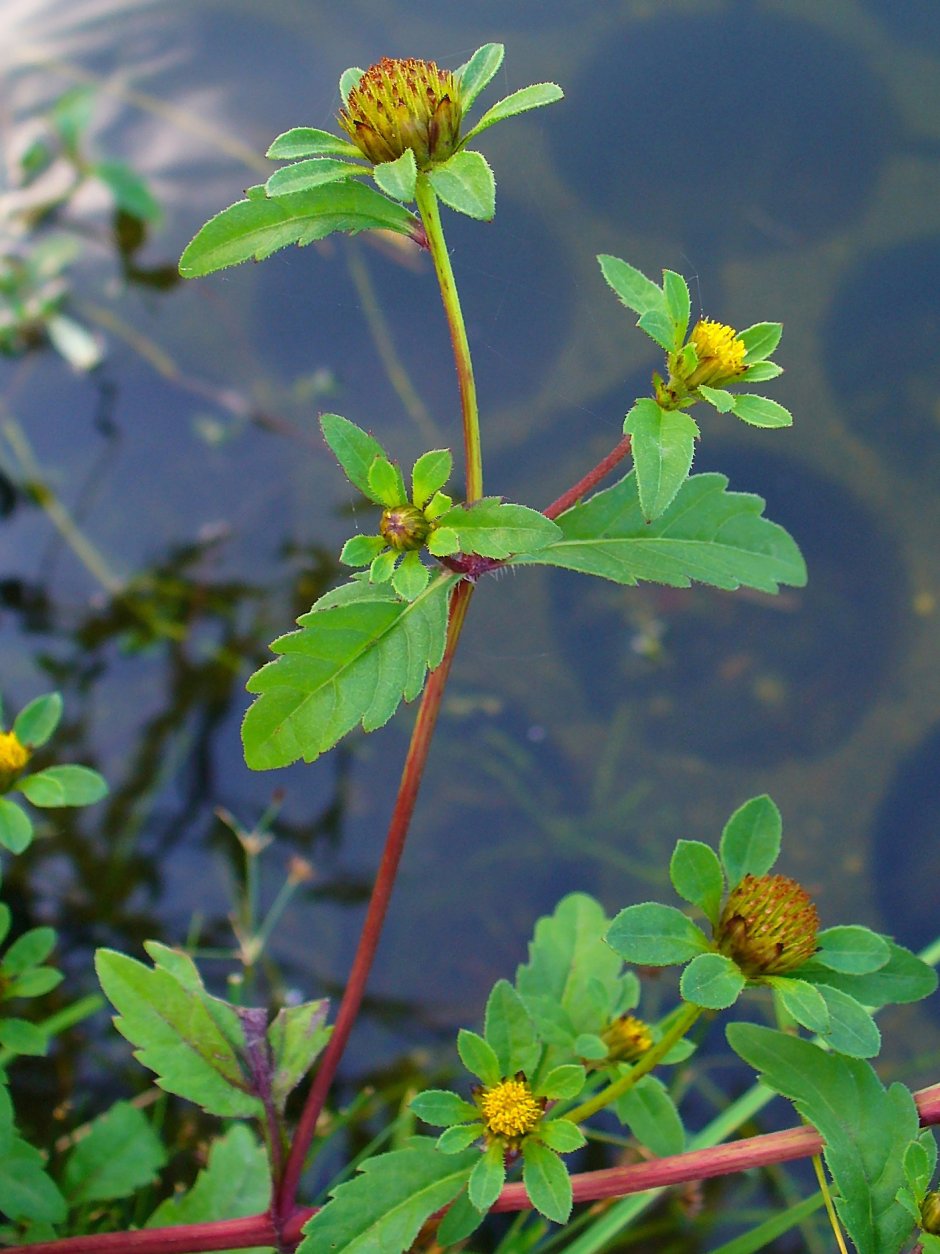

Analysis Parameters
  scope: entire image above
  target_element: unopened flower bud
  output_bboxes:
[716,874,819,977]
[379,504,431,551]
[600,1013,653,1064]
[339,57,462,169]
[922,1190,940,1235]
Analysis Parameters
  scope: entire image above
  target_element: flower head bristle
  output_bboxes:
[338,57,462,168]
[716,873,819,977]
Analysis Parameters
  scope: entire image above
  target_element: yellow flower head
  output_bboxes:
[686,319,747,389]
[0,729,30,791]
[600,1013,653,1064]
[716,873,820,977]
[338,57,462,169]
[479,1075,543,1142]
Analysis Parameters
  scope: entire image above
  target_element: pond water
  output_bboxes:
[4,0,940,1243]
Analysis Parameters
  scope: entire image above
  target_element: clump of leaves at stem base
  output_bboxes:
[0,693,108,854]
[607,794,937,1058]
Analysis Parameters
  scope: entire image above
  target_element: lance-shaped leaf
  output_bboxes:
[456,43,505,109]
[463,82,564,144]
[265,158,366,197]
[597,254,667,319]
[95,947,262,1118]
[267,127,363,159]
[179,182,417,277]
[242,575,457,770]
[515,472,806,593]
[624,398,698,521]
[320,413,389,501]
[728,1024,921,1254]
[298,1138,477,1254]
[436,499,561,558]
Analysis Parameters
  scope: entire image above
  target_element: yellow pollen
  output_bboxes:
[479,1077,541,1139]
[689,319,747,378]
[0,730,30,775]
[603,1013,653,1062]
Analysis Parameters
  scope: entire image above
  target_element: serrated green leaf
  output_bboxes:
[637,308,676,351]
[437,499,560,558]
[267,998,330,1111]
[424,490,452,520]
[427,151,495,220]
[340,534,385,567]
[463,82,564,144]
[815,985,881,1058]
[457,1028,501,1086]
[427,526,459,556]
[242,575,456,769]
[0,798,34,853]
[0,1018,47,1055]
[265,158,364,198]
[18,765,107,807]
[515,472,806,593]
[903,1136,936,1194]
[411,449,452,508]
[624,399,697,521]
[410,1090,480,1128]
[484,979,540,1075]
[727,1024,918,1254]
[469,1140,506,1212]
[538,1117,586,1153]
[598,254,666,318]
[392,551,430,601]
[793,942,937,1008]
[267,127,362,159]
[94,948,261,1117]
[680,952,746,1008]
[669,840,724,926]
[768,976,831,1035]
[522,1140,572,1224]
[320,413,389,501]
[662,270,691,343]
[12,694,62,748]
[719,795,782,888]
[373,149,418,202]
[63,1101,166,1204]
[456,43,505,110]
[367,455,407,507]
[339,67,365,105]
[145,1124,280,1253]
[740,360,784,383]
[437,1123,483,1154]
[607,903,710,966]
[615,1075,686,1157]
[697,384,736,412]
[815,927,891,975]
[516,894,624,1048]
[732,393,793,428]
[2,926,56,975]
[179,182,416,277]
[739,322,783,362]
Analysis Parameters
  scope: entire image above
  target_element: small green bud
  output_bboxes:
[379,504,432,551]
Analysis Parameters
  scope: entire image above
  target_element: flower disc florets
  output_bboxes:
[379,504,432,551]
[0,729,30,792]
[338,57,462,169]
[600,1013,653,1064]
[717,873,820,977]
[478,1074,544,1146]
[685,319,747,389]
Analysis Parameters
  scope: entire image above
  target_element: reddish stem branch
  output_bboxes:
[272,578,475,1228]
[543,434,632,520]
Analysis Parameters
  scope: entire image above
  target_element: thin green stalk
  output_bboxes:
[414,175,483,502]
[565,1002,703,1124]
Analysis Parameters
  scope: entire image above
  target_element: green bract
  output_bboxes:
[0,692,108,854]
[607,796,937,1057]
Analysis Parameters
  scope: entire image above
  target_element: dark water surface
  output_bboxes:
[3,0,940,1242]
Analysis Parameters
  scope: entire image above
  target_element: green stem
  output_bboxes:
[415,175,483,502]
[565,1002,703,1124]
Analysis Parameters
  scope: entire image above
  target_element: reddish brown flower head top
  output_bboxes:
[716,873,820,977]
[338,57,462,169]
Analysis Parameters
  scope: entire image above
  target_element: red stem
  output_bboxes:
[18,1085,940,1254]
[543,434,632,520]
[272,578,474,1228]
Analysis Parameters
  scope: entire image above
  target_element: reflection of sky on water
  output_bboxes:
[3,2,940,1114]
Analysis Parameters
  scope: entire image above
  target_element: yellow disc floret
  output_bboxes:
[338,57,462,169]
[686,319,747,389]
[479,1076,542,1141]
[600,1013,653,1064]
[0,729,30,791]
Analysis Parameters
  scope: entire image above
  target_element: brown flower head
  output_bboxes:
[716,873,819,977]
[338,57,462,169]
[379,504,432,551]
